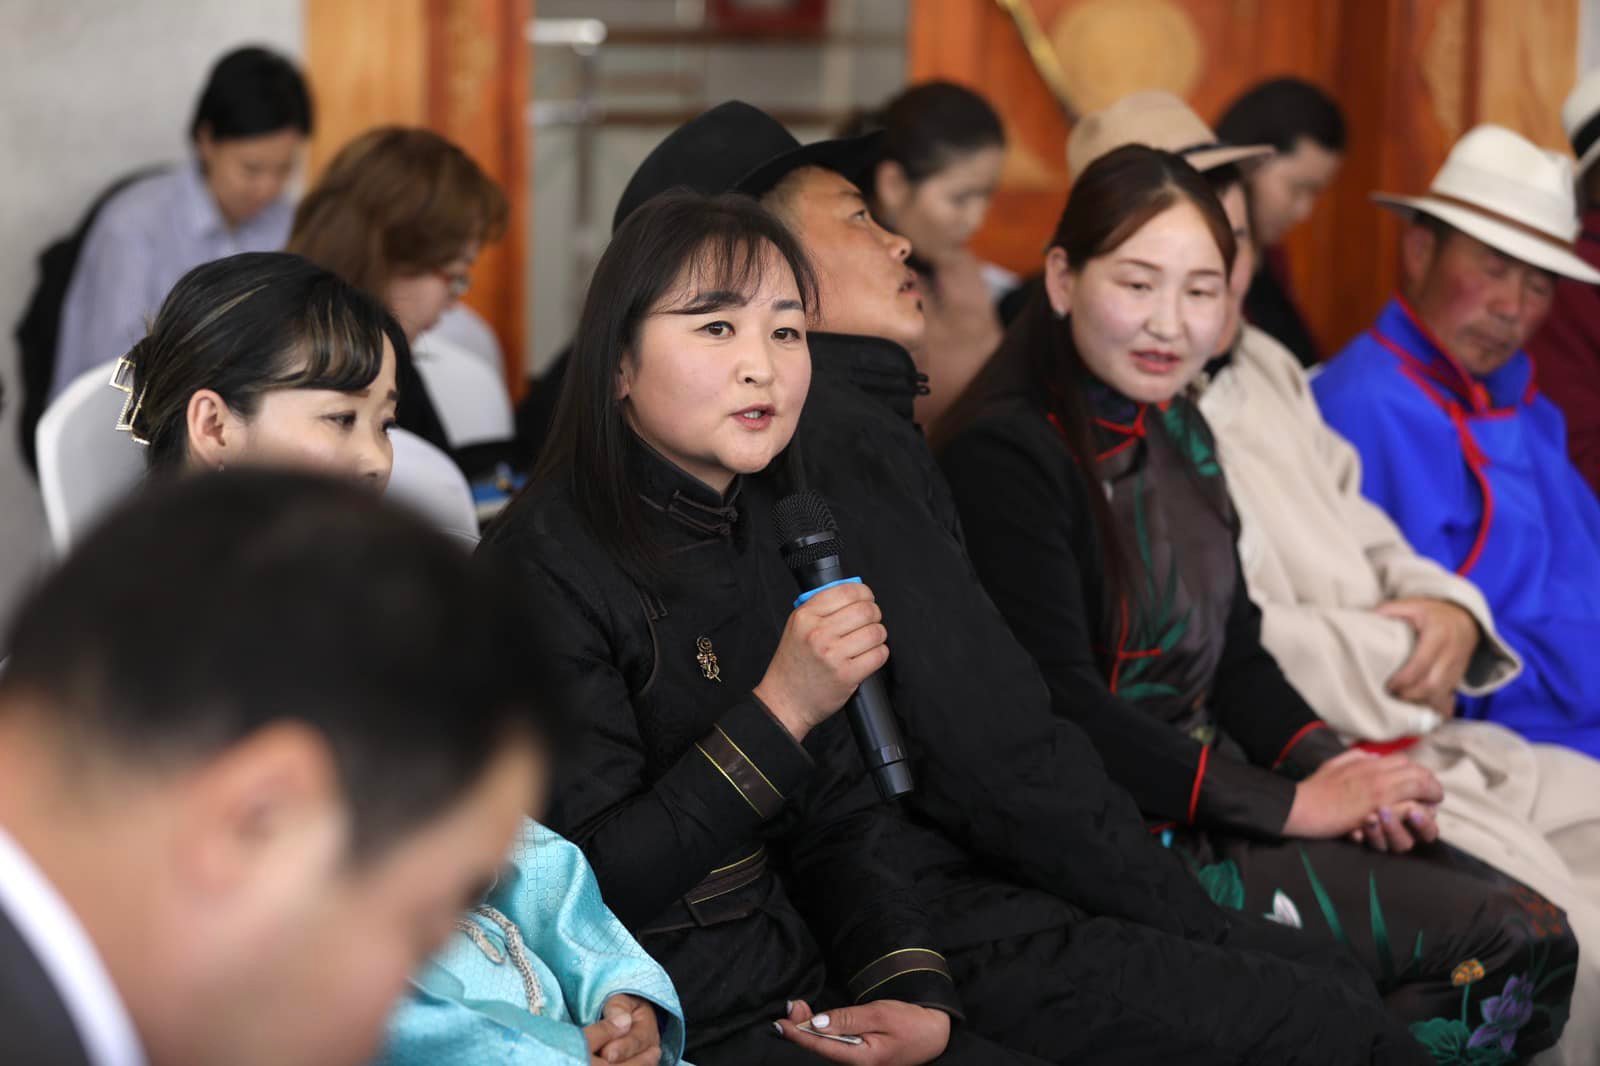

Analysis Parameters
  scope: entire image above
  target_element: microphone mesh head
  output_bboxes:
[774,491,836,542]
[774,491,842,570]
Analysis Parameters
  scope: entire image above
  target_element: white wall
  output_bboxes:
[0,1,301,635]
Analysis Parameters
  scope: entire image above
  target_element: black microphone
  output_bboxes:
[773,491,914,801]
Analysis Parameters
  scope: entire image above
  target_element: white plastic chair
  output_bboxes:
[386,428,480,547]
[35,358,147,554]
[429,305,504,371]
[411,332,515,448]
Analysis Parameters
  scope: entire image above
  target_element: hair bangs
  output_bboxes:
[657,221,818,320]
[1058,147,1237,278]
[276,276,398,394]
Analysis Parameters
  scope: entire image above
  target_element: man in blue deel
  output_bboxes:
[1315,123,1600,758]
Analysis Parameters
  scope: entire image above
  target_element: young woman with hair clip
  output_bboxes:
[118,249,695,1066]
[116,250,403,486]
[938,145,1578,1054]
[844,82,1007,438]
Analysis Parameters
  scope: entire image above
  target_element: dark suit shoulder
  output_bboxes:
[0,904,93,1066]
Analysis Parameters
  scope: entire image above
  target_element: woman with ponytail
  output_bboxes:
[117,250,402,485]
[845,82,1007,438]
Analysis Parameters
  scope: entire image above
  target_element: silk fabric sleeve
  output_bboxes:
[515,824,686,1060]
[379,985,595,1066]
[940,414,1301,837]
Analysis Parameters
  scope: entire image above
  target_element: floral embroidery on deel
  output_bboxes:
[1511,884,1568,940]
[1469,975,1534,1055]
[1264,889,1302,929]
[1415,943,1565,1066]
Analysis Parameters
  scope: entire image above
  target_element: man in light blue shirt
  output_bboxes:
[51,46,311,399]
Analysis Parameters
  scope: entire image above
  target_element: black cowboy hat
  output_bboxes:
[612,100,882,232]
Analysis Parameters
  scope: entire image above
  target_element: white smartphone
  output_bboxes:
[796,1022,865,1046]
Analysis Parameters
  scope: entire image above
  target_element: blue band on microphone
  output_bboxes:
[794,576,862,608]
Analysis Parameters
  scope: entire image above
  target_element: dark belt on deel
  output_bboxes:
[638,846,769,934]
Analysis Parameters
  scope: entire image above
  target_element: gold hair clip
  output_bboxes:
[109,357,150,446]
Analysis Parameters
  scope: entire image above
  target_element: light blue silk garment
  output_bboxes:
[378,820,687,1065]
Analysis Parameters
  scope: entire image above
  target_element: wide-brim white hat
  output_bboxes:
[1068,90,1272,182]
[1372,124,1600,284]
[1562,68,1600,182]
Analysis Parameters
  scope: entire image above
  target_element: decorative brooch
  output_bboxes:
[696,637,722,682]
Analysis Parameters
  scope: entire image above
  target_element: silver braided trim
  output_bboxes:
[453,905,546,1016]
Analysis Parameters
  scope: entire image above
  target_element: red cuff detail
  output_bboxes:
[1355,736,1421,756]
[1272,721,1329,769]
[1186,746,1210,825]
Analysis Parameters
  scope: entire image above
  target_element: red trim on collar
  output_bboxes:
[1094,403,1149,436]
[1454,410,1497,577]
[1369,327,1499,578]
[1092,404,1150,461]
[1385,297,1535,415]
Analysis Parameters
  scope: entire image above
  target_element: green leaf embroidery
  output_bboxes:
[1114,681,1181,702]
[1193,859,1245,911]
[1372,872,1396,989]
[1407,1018,1511,1065]
[1116,470,1191,700]
[1298,847,1346,945]
[1161,404,1221,477]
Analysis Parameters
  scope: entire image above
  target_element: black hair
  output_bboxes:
[938,146,1235,611]
[0,470,551,863]
[189,45,313,143]
[1216,77,1345,155]
[1411,210,1457,242]
[1205,160,1253,248]
[1203,161,1245,200]
[126,251,409,471]
[843,80,1005,185]
[532,190,817,584]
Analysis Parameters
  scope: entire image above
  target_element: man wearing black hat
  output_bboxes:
[528,102,1427,1063]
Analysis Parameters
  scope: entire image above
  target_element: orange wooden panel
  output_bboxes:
[302,0,529,384]
[425,0,530,391]
[909,0,1580,356]
[304,0,428,178]
[1475,0,1578,151]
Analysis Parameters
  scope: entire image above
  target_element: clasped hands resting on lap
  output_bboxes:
[1285,748,1443,853]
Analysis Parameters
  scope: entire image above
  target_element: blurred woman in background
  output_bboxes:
[53,46,313,400]
[289,126,508,472]
[846,81,1007,437]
